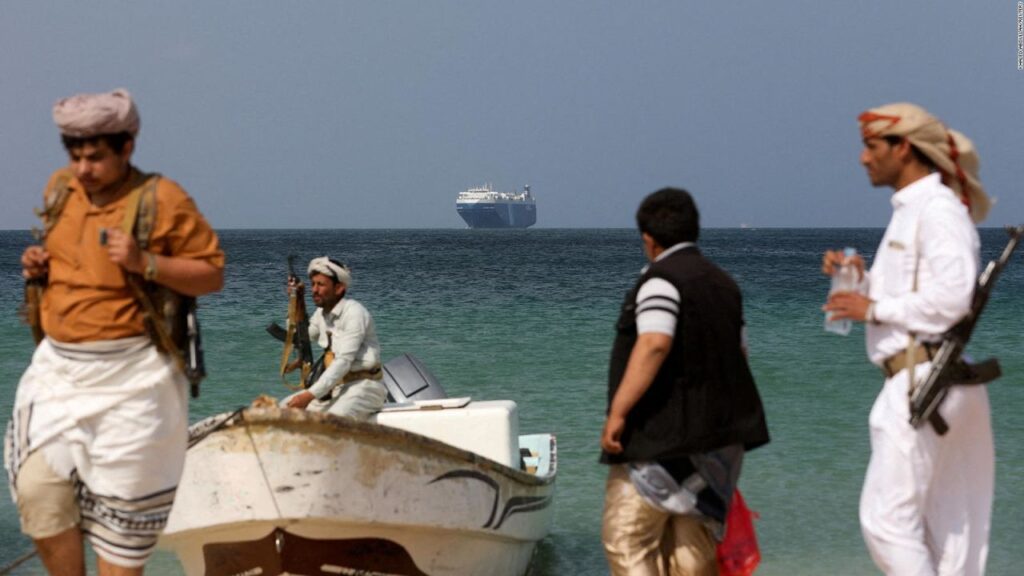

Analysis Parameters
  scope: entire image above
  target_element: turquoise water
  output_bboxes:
[2,228,1022,575]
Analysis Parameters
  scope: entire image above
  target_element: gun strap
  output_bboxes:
[905,215,923,395]
[120,175,184,370]
[120,173,159,241]
[34,171,74,239]
[904,334,922,403]
[23,171,75,344]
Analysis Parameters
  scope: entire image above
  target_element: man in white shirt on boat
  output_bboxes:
[285,257,387,419]
[823,102,993,576]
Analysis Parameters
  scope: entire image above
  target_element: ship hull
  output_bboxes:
[457,202,536,229]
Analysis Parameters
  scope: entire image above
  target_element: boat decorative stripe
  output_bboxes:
[490,495,554,530]
[429,469,500,529]
[428,469,553,530]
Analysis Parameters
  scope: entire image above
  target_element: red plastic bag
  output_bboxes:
[717,488,761,576]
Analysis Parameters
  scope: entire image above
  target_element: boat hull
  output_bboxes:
[159,408,556,576]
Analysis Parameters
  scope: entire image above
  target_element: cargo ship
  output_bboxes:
[456,184,537,229]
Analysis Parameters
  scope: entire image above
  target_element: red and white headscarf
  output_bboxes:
[859,102,990,223]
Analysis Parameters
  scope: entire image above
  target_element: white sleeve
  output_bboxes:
[635,277,680,336]
[307,309,322,343]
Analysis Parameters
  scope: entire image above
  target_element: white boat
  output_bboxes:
[158,357,557,576]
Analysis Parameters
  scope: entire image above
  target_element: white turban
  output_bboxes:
[308,257,352,286]
[858,102,990,223]
[52,88,140,138]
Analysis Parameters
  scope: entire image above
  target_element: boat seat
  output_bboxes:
[381,353,448,403]
[374,401,520,467]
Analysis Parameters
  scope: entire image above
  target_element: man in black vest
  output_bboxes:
[600,188,769,575]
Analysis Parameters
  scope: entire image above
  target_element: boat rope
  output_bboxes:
[187,406,247,450]
[243,418,285,520]
[0,548,38,575]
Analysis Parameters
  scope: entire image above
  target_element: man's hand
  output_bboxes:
[601,413,626,454]
[821,249,865,282]
[286,390,315,409]
[823,291,872,322]
[287,276,305,295]
[104,228,145,274]
[600,332,672,455]
[21,246,50,279]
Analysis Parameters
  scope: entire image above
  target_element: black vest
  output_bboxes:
[601,247,770,464]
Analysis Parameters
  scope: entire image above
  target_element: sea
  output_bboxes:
[1,228,1023,575]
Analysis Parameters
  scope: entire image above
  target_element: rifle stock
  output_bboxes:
[909,225,1024,433]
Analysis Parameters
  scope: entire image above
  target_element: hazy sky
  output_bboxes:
[1,2,1021,229]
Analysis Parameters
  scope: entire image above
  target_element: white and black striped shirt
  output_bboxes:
[635,243,692,336]
[635,242,748,350]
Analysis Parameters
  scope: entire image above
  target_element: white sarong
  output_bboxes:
[860,362,993,576]
[4,337,188,568]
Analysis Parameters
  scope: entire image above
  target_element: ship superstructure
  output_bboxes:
[456,184,537,229]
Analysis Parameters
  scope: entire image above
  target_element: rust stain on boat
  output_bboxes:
[354,445,390,487]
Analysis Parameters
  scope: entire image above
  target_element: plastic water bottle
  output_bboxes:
[825,247,858,336]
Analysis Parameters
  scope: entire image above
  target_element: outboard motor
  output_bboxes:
[381,353,448,403]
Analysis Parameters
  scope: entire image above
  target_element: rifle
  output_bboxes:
[909,224,1024,434]
[272,255,315,389]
